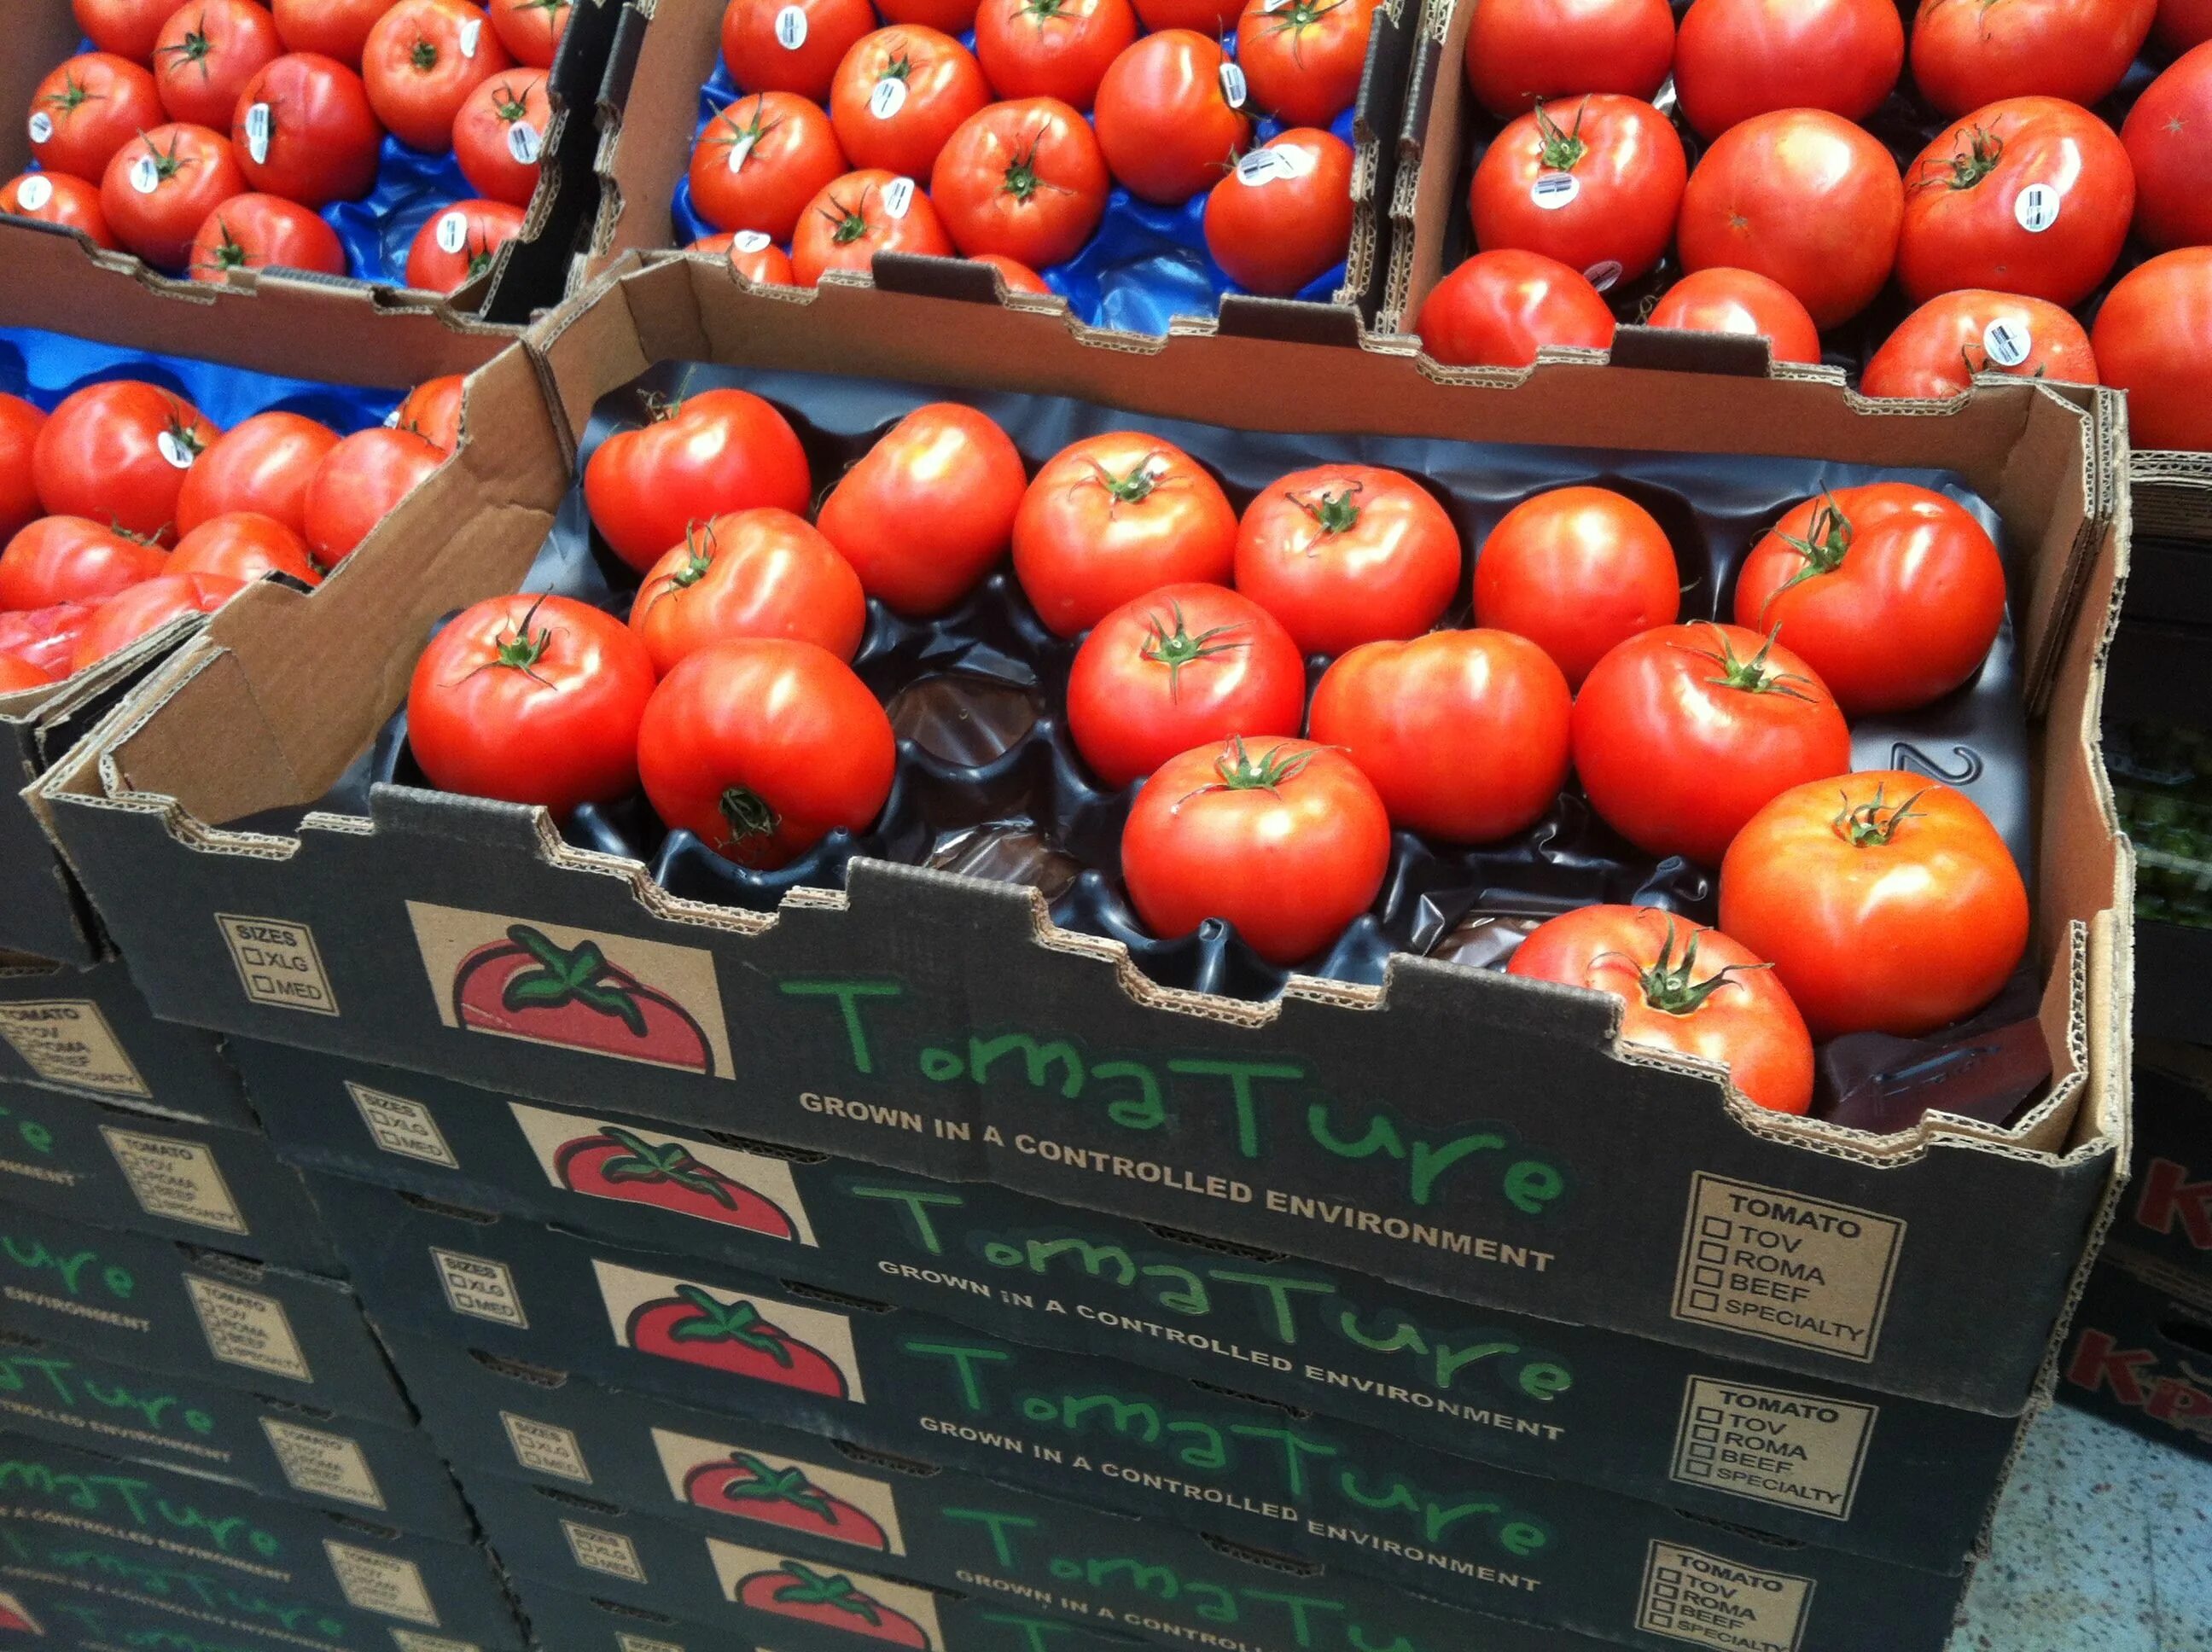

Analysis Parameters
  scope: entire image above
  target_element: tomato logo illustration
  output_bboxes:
[736,1561,932,1646]
[626,1284,852,1398]
[0,1591,38,1634]
[451,924,715,1073]
[555,1126,799,1236]
[683,1451,891,1550]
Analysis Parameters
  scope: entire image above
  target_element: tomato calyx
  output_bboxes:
[1960,342,2042,381]
[1831,780,1929,848]
[410,35,442,73]
[195,218,252,275]
[876,51,917,88]
[1531,98,1589,174]
[708,1451,837,1515]
[499,922,651,1033]
[472,596,560,684]
[40,69,103,121]
[1674,624,1820,703]
[1020,0,1073,19]
[591,1124,742,1207]
[1767,494,1854,602]
[1178,736,1314,808]
[1610,919,1767,1019]
[663,523,719,591]
[1138,599,1248,703]
[489,78,535,124]
[515,0,570,16]
[162,404,209,465]
[999,128,1072,206]
[713,102,776,168]
[818,187,875,245]
[1074,451,1173,509]
[667,1284,796,1362]
[765,1562,883,1622]
[135,130,201,189]
[156,21,219,79]
[1289,481,1365,541]
[1264,0,1348,38]
[718,783,782,853]
[1922,126,2005,193]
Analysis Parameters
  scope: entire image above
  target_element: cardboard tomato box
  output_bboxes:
[2055,1246,2212,1463]
[0,1567,513,1652]
[0,952,247,1126]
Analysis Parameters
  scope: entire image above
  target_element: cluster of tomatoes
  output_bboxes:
[678,0,1378,300]
[1417,0,2212,454]
[408,386,2033,1117]
[6,0,567,293]
[0,369,463,691]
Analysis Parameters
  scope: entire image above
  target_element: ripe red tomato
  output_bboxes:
[931,97,1109,268]
[1646,269,1822,364]
[2122,44,2212,252]
[1065,583,1304,787]
[690,94,847,241]
[1234,464,1460,655]
[1413,249,1615,367]
[1508,905,1814,1113]
[1470,94,1685,287]
[975,0,1138,112]
[303,427,445,565]
[273,0,402,64]
[0,605,92,679]
[35,380,218,543]
[2093,248,2212,451]
[1572,621,1853,866]
[790,169,955,282]
[0,397,44,547]
[28,55,165,184]
[0,172,118,248]
[0,519,167,611]
[1897,97,2133,310]
[1134,0,1238,26]
[177,410,341,537]
[629,508,868,674]
[1204,128,1354,295]
[154,1,283,128]
[1121,736,1389,964]
[394,376,466,451]
[1673,0,1903,139]
[585,387,812,573]
[0,654,53,694]
[1093,32,1253,205]
[637,638,896,867]
[101,124,246,270]
[1311,628,1572,843]
[1911,0,2155,118]
[364,0,514,152]
[817,402,1027,614]
[233,53,386,208]
[1464,0,1674,117]
[490,0,570,66]
[1863,288,2096,398]
[690,230,799,284]
[829,26,991,181]
[170,510,323,585]
[1472,486,1678,688]
[188,192,347,280]
[724,0,877,102]
[1677,109,1903,329]
[971,251,1048,292]
[1237,0,1377,127]
[75,0,189,61]
[882,0,982,27]
[409,592,657,815]
[2157,0,2212,49]
[1720,771,2029,1038]
[454,67,551,206]
[73,571,244,671]
[405,198,526,291]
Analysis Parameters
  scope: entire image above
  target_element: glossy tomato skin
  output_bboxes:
[585,388,812,573]
[1464,0,1674,117]
[395,376,466,451]
[75,0,185,60]
[491,0,571,65]
[35,380,218,543]
[177,410,341,537]
[817,403,1027,614]
[1897,97,2133,309]
[1720,771,2029,1038]
[1014,433,1237,635]
[1121,736,1390,964]
[1066,583,1304,788]
[0,655,53,694]
[2122,44,2212,251]
[0,397,45,546]
[1472,486,1678,688]
[1863,289,2096,398]
[1093,32,1253,205]
[790,169,956,283]
[975,0,1139,112]
[1572,621,1853,866]
[1674,0,1902,139]
[0,518,167,611]
[233,53,385,208]
[1204,129,1354,296]
[1234,464,1461,656]
[102,124,246,270]
[1508,905,1813,1113]
[405,199,527,291]
[637,638,897,867]
[170,511,323,585]
[2157,0,2212,49]
[29,54,165,183]
[724,0,878,101]
[0,605,92,679]
[931,97,1109,268]
[690,230,799,283]
[455,67,551,205]
[1677,109,1903,329]
[155,0,284,128]
[188,192,348,280]
[1311,628,1572,843]
[303,427,445,565]
[971,251,1048,292]
[829,26,991,181]
[628,508,868,674]
[1911,0,2155,118]
[1134,0,1239,26]
[1237,0,1378,127]
[364,0,514,151]
[1646,268,1823,364]
[409,593,656,815]
[691,94,847,241]
[273,0,404,64]
[72,571,244,671]
[883,0,982,26]
[1470,94,1685,286]
[0,172,119,247]
[1414,249,1615,367]
[2093,249,2212,452]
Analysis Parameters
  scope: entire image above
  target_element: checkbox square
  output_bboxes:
[1696,1240,1729,1265]
[1654,1582,1680,1602]
[1657,1568,1683,1585]
[1650,1614,1676,1630]
[1695,1405,1724,1424]
[1692,1424,1720,1443]
[1691,1289,1720,1312]
[1693,1265,1724,1288]
[1702,1215,1732,1238]
[1683,1459,1713,1479]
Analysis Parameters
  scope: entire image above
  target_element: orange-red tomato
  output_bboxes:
[723,0,878,102]
[930,96,1109,269]
[35,380,219,544]
[790,169,956,283]
[394,376,467,451]
[1464,0,1674,117]
[2093,248,2212,452]
[232,51,387,208]
[816,402,1027,615]
[0,397,45,547]
[0,654,54,694]
[489,0,571,66]
[688,230,800,284]
[1414,249,1615,367]
[1472,485,1679,688]
[454,67,552,206]
[363,0,514,151]
[177,410,341,538]
[75,0,189,61]
[0,172,119,248]
[1863,289,2097,399]
[1234,463,1462,655]
[154,0,284,129]
[1469,93,1685,288]
[1673,0,1903,138]
[1911,0,2155,118]
[304,427,445,565]
[273,0,405,65]
[829,26,992,182]
[405,198,527,291]
[975,0,1138,111]
[584,387,812,573]
[970,251,1049,293]
[2122,44,2212,252]
[690,93,848,241]
[627,508,868,674]
[0,518,167,611]
[169,511,323,585]
[1093,32,1252,205]
[28,54,165,184]
[187,192,347,281]
[1203,128,1354,296]
[73,571,246,671]
[1236,0,1378,128]
[1645,268,1823,364]
[101,123,247,270]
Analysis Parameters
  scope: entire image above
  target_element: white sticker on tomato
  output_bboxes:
[27,112,53,145]
[156,430,195,469]
[129,154,160,195]
[881,176,915,218]
[383,406,404,428]
[436,210,470,253]
[459,18,483,56]
[1219,63,1248,109]
[507,122,544,165]
[774,4,807,48]
[1982,317,2032,368]
[869,76,908,119]
[1530,171,1580,210]
[2014,183,2059,233]
[1235,145,1316,186]
[725,129,758,172]
[732,230,772,253]
[14,175,52,212]
[1584,259,1623,292]
[244,102,271,165]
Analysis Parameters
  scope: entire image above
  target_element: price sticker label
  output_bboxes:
[459,18,483,55]
[733,230,772,253]
[870,77,908,119]
[775,5,808,48]
[1584,259,1623,291]
[2014,183,2059,233]
[1219,63,1248,108]
[156,430,196,469]
[245,102,272,165]
[1531,171,1580,210]
[129,154,160,195]
[1235,145,1315,186]
[28,112,53,145]
[882,176,916,218]
[436,211,470,253]
[507,122,544,165]
[14,175,53,212]
[1982,317,2031,367]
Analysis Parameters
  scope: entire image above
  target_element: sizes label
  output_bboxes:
[1670,1376,1877,1521]
[348,1083,459,1167]
[1673,1175,1904,1362]
[564,1521,648,1582]
[504,1411,591,1483]
[218,915,339,1015]
[433,1248,527,1327]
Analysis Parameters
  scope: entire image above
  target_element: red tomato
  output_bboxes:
[187,192,347,280]
[828,26,990,180]
[1674,0,1903,139]
[724,0,878,102]
[454,67,551,206]
[1897,97,2133,309]
[1310,628,1571,843]
[628,508,868,674]
[1863,289,2096,398]
[931,97,1109,268]
[73,571,244,671]
[1646,269,1823,364]
[405,198,526,291]
[2157,0,2212,49]
[971,251,1048,292]
[0,519,166,611]
[1121,736,1389,963]
[0,172,118,249]
[74,0,189,60]
[170,510,322,585]
[1013,432,1237,636]
[1237,0,1378,127]
[408,592,656,815]
[1677,110,1903,329]
[1204,128,1354,296]
[882,0,982,26]
[689,230,799,284]
[35,380,218,543]
[364,0,514,151]
[0,605,93,679]
[1911,0,2155,118]
[2093,248,2212,451]
[1133,0,1239,26]
[975,0,1138,112]
[1720,771,2029,1038]
[1469,94,1685,287]
[28,55,165,184]
[1234,464,1460,656]
[1065,583,1304,787]
[1472,485,1678,688]
[817,403,1027,615]
[273,0,402,63]
[1093,32,1253,205]
[303,427,445,565]
[1413,249,1615,367]
[690,93,847,241]
[101,124,246,270]
[1508,905,1814,1113]
[177,410,341,537]
[394,376,466,451]
[233,53,386,208]
[585,388,812,573]
[2122,44,2212,252]
[790,169,955,282]
[1464,0,1674,117]
[637,638,896,867]
[0,654,52,694]
[489,0,570,66]
[1572,621,1853,866]
[0,397,44,547]
[154,1,283,128]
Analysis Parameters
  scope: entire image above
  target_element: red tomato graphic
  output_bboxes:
[626,1285,852,1399]
[683,1451,892,1549]
[451,924,715,1073]
[554,1126,799,1237]
[736,1561,930,1645]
